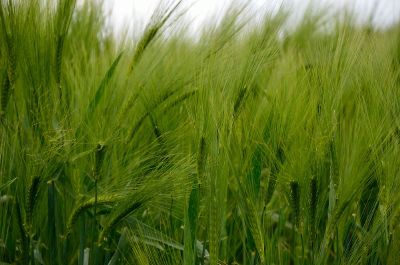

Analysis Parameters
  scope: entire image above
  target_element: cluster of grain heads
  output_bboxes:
[0,0,400,264]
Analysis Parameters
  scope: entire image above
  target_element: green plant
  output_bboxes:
[0,0,399,264]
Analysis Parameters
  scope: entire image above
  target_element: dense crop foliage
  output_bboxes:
[1,0,400,264]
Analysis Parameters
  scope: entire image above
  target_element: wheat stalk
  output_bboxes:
[289,180,300,227]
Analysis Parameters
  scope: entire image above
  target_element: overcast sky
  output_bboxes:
[96,0,400,35]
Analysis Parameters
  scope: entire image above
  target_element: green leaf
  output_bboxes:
[248,146,262,197]
[87,52,123,116]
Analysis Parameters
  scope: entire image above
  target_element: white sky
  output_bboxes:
[96,0,400,35]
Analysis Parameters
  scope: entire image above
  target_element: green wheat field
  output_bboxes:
[1,0,400,264]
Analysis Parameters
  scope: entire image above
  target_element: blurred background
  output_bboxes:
[88,0,400,36]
